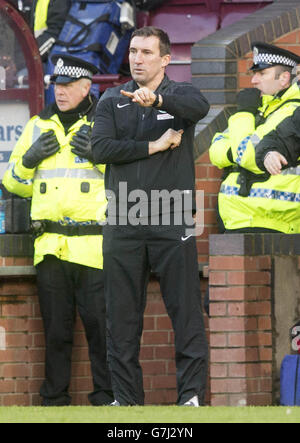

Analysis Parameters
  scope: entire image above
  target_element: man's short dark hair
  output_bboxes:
[130,26,171,56]
[274,65,295,83]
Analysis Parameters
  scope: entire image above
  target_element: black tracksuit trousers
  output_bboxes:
[103,223,209,406]
[36,255,113,406]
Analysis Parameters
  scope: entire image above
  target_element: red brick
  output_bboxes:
[209,303,227,317]
[209,256,245,271]
[228,332,272,348]
[210,333,227,348]
[5,333,31,348]
[227,363,272,378]
[259,348,273,361]
[246,393,273,406]
[142,331,169,345]
[15,380,29,393]
[31,363,45,378]
[27,319,44,333]
[211,364,228,378]
[195,165,208,178]
[209,271,227,286]
[227,271,271,286]
[140,346,155,360]
[0,364,30,378]
[258,256,272,270]
[141,361,167,375]
[167,360,176,375]
[196,180,221,194]
[154,346,175,360]
[156,316,172,330]
[144,301,167,316]
[210,394,229,406]
[228,301,271,317]
[210,317,246,332]
[208,166,223,180]
[0,349,28,363]
[258,317,272,331]
[70,377,93,392]
[152,375,177,389]
[257,286,271,300]
[210,286,245,302]
[2,394,30,406]
[211,348,259,363]
[276,31,298,44]
[239,75,252,89]
[143,316,155,331]
[71,362,91,377]
[145,389,177,406]
[211,378,247,394]
[0,380,16,393]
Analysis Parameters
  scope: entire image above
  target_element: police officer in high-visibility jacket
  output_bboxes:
[3,55,113,407]
[209,42,300,234]
[31,0,71,61]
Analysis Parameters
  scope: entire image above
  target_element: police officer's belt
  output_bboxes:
[32,220,103,237]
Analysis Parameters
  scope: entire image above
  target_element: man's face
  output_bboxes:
[129,36,170,88]
[251,66,284,95]
[54,79,90,112]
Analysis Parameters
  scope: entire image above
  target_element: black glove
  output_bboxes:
[37,33,56,62]
[236,88,262,114]
[70,125,94,163]
[22,130,60,169]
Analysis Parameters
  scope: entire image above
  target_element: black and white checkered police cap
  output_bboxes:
[50,54,98,84]
[250,42,300,71]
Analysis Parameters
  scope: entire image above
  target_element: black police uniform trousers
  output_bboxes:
[103,221,209,406]
[36,255,113,406]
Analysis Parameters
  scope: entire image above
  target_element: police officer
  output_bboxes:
[209,42,300,234]
[3,55,113,407]
[31,0,71,61]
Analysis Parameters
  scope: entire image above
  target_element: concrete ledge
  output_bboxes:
[209,234,300,256]
[0,234,33,257]
[0,266,36,277]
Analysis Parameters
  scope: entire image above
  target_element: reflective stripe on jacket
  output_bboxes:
[209,82,300,233]
[3,112,106,268]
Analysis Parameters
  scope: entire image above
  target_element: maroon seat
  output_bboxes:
[93,0,273,89]
[220,0,273,29]
[147,1,219,82]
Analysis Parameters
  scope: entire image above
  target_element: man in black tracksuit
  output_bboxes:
[92,26,209,407]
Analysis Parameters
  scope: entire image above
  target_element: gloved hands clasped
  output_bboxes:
[70,125,94,163]
[22,130,60,169]
[237,88,262,115]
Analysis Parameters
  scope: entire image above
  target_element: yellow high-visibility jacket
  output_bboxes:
[209,82,300,233]
[33,0,51,37]
[3,105,107,269]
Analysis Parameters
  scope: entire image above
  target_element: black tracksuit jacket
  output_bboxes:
[92,75,210,217]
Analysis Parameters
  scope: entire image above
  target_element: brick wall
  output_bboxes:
[209,252,273,406]
[208,234,300,406]
[0,254,209,406]
[0,266,172,406]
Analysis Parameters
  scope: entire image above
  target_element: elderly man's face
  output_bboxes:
[54,79,91,112]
